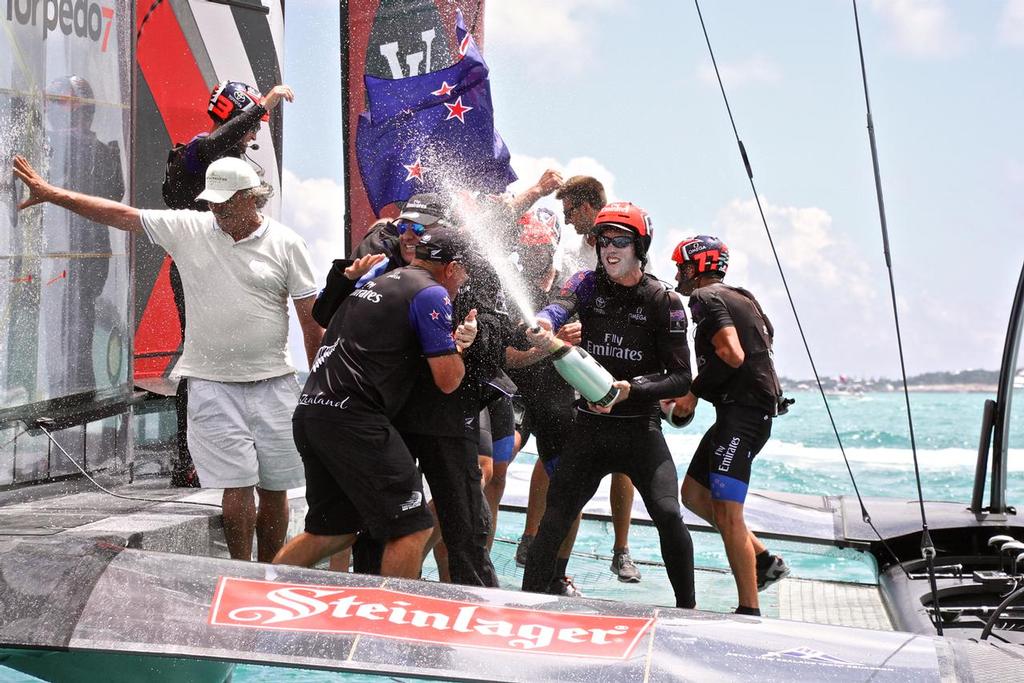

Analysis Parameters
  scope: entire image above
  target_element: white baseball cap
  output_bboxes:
[196,157,260,204]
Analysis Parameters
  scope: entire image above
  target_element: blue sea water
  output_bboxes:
[231,390,1023,681]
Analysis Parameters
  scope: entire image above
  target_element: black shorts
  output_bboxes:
[517,396,574,470]
[293,414,434,540]
[686,404,772,504]
[478,397,515,463]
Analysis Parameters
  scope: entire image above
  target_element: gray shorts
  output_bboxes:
[186,374,305,490]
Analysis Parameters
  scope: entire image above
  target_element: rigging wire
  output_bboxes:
[850,0,942,634]
[691,0,911,582]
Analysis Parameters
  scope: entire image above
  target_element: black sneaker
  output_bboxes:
[610,549,642,583]
[757,554,791,591]
[515,534,534,567]
[549,576,582,597]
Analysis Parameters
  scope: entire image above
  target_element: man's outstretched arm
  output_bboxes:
[13,155,142,233]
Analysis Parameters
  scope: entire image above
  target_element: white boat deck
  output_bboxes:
[779,578,894,630]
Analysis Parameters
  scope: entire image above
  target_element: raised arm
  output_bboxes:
[13,155,141,233]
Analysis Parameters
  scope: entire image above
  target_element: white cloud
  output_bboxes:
[656,197,887,378]
[1001,0,1024,46]
[280,169,345,371]
[485,0,624,75]
[280,169,346,279]
[696,55,782,88]
[871,0,967,58]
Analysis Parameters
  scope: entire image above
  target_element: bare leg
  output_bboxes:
[484,459,511,549]
[558,513,581,559]
[382,528,433,578]
[274,531,355,567]
[681,475,765,554]
[222,486,257,560]
[523,459,548,536]
[712,499,758,609]
[329,549,351,572]
[426,500,449,582]
[610,473,634,551]
[254,488,289,563]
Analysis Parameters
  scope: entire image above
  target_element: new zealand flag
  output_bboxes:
[355,10,517,215]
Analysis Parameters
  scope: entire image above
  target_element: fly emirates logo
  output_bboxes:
[7,0,116,52]
[585,333,644,361]
[210,577,652,659]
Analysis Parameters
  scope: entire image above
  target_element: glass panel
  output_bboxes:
[13,427,48,483]
[47,423,84,478]
[0,1,132,415]
[0,425,15,485]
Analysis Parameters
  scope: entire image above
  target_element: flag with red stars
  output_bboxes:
[356,10,517,215]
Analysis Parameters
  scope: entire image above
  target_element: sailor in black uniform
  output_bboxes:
[668,235,791,616]
[275,226,477,578]
[521,202,696,609]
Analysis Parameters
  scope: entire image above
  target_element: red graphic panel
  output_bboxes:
[210,577,652,660]
[133,256,183,378]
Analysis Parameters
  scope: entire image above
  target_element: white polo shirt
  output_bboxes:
[140,209,318,382]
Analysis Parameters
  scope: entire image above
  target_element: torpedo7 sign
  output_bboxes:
[6,0,116,52]
[209,577,653,660]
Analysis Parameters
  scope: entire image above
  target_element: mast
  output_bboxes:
[987,261,1024,514]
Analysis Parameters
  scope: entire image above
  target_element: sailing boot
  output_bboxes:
[756,553,791,591]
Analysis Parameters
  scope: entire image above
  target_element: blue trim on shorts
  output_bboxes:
[710,472,749,503]
[492,435,515,464]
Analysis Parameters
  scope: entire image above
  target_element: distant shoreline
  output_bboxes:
[783,384,998,394]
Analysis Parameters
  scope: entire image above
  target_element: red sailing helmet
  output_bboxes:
[207,81,268,124]
[592,201,653,260]
[672,235,730,278]
[517,207,561,248]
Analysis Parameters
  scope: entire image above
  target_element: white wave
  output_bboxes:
[660,432,1024,472]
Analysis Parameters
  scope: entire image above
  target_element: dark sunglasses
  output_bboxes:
[597,235,634,249]
[397,220,427,236]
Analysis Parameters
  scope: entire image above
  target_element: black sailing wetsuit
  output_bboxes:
[507,284,575,474]
[293,265,453,540]
[521,270,697,608]
[686,282,782,504]
[310,242,501,587]
[161,104,268,485]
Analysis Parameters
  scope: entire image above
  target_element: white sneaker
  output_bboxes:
[610,549,642,583]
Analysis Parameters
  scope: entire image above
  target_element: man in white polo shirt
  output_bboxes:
[12,154,323,563]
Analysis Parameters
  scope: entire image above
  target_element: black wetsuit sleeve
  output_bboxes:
[629,290,692,402]
[689,288,739,399]
[193,105,267,165]
[311,259,356,327]
[539,270,590,330]
[690,353,738,399]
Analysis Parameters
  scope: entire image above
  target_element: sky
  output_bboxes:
[279,0,1024,381]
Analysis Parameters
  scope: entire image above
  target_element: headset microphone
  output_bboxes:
[249,143,260,151]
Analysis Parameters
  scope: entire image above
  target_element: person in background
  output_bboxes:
[43,75,124,396]
[667,235,790,616]
[504,208,586,595]
[161,80,294,488]
[13,154,323,563]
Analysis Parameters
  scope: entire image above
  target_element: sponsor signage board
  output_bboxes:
[209,577,652,660]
